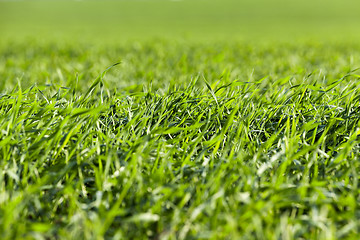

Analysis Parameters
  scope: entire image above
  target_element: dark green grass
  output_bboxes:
[1,41,360,239]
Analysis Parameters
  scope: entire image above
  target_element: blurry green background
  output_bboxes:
[1,0,360,43]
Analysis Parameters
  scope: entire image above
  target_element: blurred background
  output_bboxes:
[1,0,360,44]
[1,0,360,92]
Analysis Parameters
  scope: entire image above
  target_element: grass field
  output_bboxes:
[1,0,360,239]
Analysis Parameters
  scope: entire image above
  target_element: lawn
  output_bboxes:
[1,0,360,239]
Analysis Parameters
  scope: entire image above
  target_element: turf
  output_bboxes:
[1,0,360,42]
[1,41,360,239]
[1,0,360,239]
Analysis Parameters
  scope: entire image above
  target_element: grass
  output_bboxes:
[2,0,360,239]
[1,41,360,239]
[2,0,360,42]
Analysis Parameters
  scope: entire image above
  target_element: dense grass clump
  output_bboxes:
[1,41,360,239]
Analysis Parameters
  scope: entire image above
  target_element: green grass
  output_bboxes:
[2,0,360,42]
[1,41,360,239]
[2,0,360,239]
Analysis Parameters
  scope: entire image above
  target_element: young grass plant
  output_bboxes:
[1,41,360,239]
